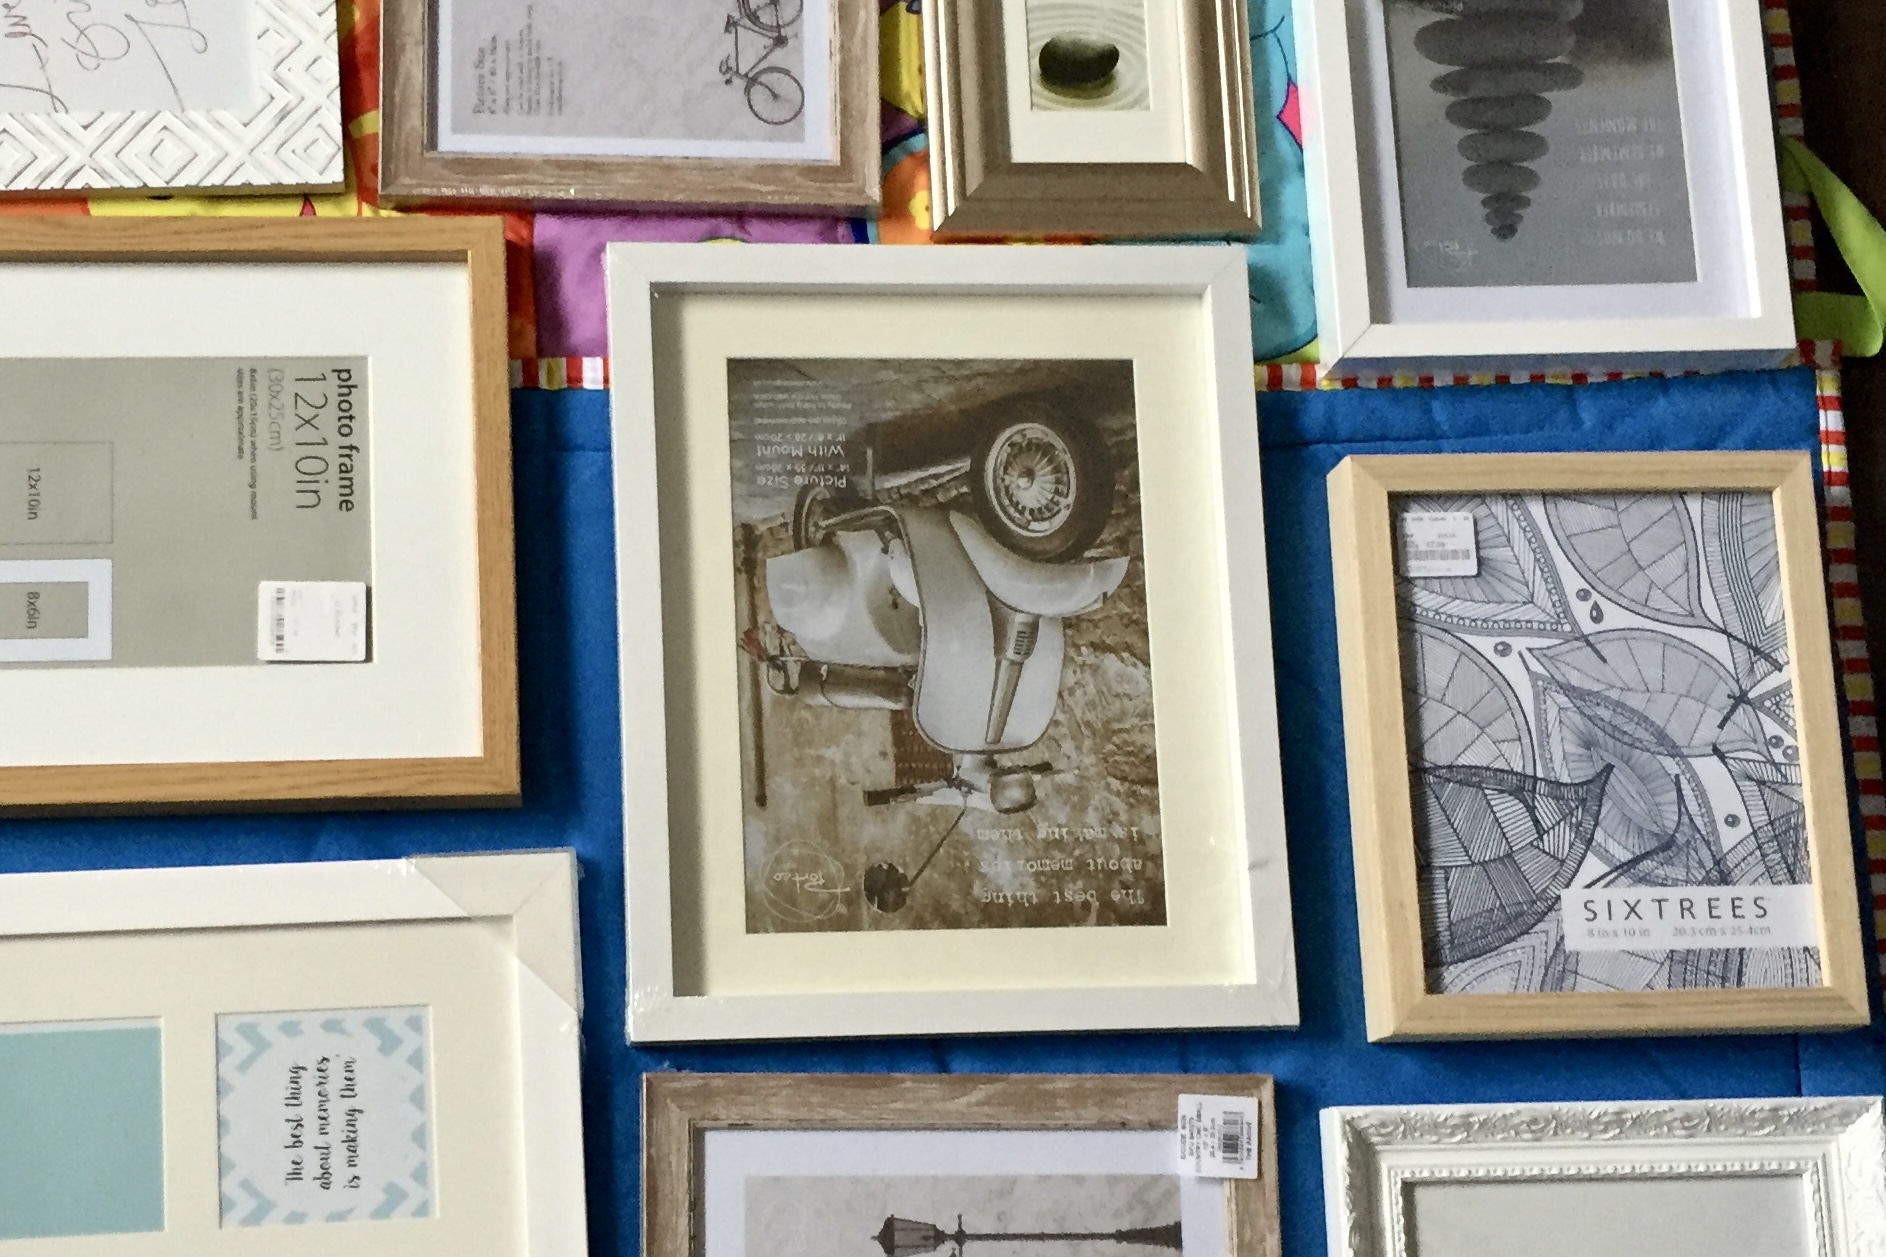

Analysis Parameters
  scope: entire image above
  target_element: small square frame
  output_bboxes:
[1327,451,1869,1040]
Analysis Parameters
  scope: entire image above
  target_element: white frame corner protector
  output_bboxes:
[1294,0,1795,377]
[1322,1097,1886,1257]
[606,241,1296,1043]
[0,850,588,1257]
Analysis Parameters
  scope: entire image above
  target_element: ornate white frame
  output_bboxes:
[0,0,341,194]
[1323,1097,1886,1257]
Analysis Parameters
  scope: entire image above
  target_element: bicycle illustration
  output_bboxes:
[721,0,806,126]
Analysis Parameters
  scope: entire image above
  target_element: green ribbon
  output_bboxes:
[1781,136,1886,357]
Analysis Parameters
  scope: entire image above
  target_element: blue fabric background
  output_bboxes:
[3,367,1881,1255]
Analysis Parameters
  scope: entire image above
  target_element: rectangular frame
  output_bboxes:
[923,0,1260,236]
[0,0,342,195]
[646,1073,1280,1257]
[608,242,1295,1042]
[1295,0,1794,375]
[378,0,879,213]
[1322,1097,1886,1257]
[0,850,587,1256]
[1328,452,1869,1040]
[0,217,518,812]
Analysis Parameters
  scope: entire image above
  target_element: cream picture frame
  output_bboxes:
[608,242,1296,1042]
[1327,451,1870,1040]
[1322,1097,1886,1257]
[0,850,586,1255]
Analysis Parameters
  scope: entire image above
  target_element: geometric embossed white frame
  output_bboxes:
[1322,1098,1886,1257]
[0,0,340,194]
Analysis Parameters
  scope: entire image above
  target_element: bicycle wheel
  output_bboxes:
[739,0,802,34]
[745,66,805,126]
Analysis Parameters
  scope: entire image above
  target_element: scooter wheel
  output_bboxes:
[969,403,1114,561]
[792,482,863,550]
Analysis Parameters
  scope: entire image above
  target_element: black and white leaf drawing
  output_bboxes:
[1401,495,1579,638]
[1416,762,1609,965]
[1396,490,1815,997]
[1532,630,1771,757]
[1701,491,1789,685]
[1404,622,1533,772]
[1545,494,1713,631]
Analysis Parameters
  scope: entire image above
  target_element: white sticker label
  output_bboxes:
[258,581,367,662]
[1398,511,1479,577]
[1560,886,1819,951]
[1177,1094,1258,1179]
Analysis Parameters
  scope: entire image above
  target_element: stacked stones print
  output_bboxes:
[1414,0,1586,240]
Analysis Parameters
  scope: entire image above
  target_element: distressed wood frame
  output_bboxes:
[379,0,879,213]
[0,216,518,812]
[646,1073,1281,1257]
[1327,451,1869,1040]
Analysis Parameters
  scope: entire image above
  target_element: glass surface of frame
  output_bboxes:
[1327,452,1869,1040]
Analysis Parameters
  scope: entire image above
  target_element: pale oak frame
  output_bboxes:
[1327,452,1869,1040]
[922,0,1260,237]
[379,0,880,213]
[0,850,588,1257]
[608,243,1295,1043]
[645,1074,1281,1257]
[1322,1097,1886,1257]
[0,217,518,812]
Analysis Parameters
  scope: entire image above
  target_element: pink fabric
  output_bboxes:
[532,212,858,357]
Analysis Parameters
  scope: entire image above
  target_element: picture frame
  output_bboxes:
[1321,1096,1886,1257]
[922,0,1260,237]
[0,850,587,1254]
[1294,0,1794,375]
[0,0,342,195]
[645,1073,1280,1257]
[1327,452,1870,1040]
[0,216,518,812]
[378,0,880,214]
[608,242,1296,1042]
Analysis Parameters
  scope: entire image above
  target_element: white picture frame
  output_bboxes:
[1294,0,1795,376]
[1323,1097,1886,1257]
[0,850,586,1255]
[0,0,341,194]
[607,242,1296,1042]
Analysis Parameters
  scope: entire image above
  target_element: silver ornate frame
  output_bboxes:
[1323,1097,1886,1257]
[0,0,341,194]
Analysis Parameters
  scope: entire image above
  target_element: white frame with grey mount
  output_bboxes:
[1293,0,1794,376]
[1322,1097,1886,1257]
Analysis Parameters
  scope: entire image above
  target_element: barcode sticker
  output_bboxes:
[1398,510,1479,578]
[257,581,368,662]
[1177,1093,1258,1179]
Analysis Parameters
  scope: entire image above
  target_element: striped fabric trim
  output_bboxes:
[511,357,611,390]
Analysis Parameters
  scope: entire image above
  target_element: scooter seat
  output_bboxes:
[948,512,1128,616]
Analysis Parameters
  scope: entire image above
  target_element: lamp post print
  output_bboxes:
[875,1215,1184,1257]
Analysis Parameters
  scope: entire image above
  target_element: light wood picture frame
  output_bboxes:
[0,217,518,812]
[1327,452,1869,1040]
[922,0,1260,237]
[1322,1097,1886,1257]
[0,850,587,1255]
[379,0,880,213]
[608,242,1296,1042]
[1294,0,1794,375]
[646,1073,1280,1257]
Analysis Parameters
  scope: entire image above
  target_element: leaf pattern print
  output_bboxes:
[1415,763,1609,965]
[1701,492,1788,685]
[1532,630,1770,757]
[1544,494,1713,631]
[1399,495,1578,638]
[1403,622,1533,773]
[1397,488,1817,997]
